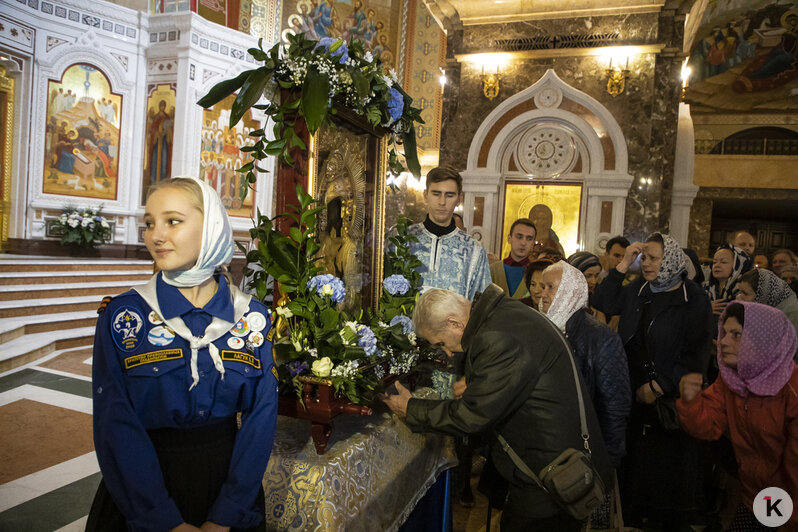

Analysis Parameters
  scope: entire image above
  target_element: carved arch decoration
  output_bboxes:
[461,69,634,255]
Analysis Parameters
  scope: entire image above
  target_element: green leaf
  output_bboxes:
[300,67,330,134]
[402,125,421,178]
[289,227,302,243]
[230,69,270,128]
[266,235,299,277]
[197,69,252,108]
[248,47,267,61]
[350,68,369,98]
[320,308,339,330]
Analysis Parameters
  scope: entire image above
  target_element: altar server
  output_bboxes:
[87,176,277,532]
[406,166,491,300]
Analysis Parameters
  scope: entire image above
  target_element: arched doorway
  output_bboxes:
[461,69,633,256]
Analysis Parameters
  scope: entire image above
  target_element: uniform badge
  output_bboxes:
[247,312,267,332]
[227,336,245,349]
[148,325,175,346]
[231,317,250,337]
[248,331,265,348]
[111,307,145,352]
[271,366,279,380]
[148,311,164,325]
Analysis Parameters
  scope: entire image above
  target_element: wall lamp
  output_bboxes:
[605,55,630,97]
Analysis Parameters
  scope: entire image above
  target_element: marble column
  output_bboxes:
[439,27,463,168]
[623,9,685,239]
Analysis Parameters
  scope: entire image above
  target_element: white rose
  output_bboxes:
[312,357,333,378]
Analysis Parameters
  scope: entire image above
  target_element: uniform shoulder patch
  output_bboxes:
[110,306,145,352]
[97,296,114,314]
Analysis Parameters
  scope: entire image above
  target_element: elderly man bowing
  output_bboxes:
[383,285,612,531]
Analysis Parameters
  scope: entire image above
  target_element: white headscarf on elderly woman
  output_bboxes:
[540,260,589,330]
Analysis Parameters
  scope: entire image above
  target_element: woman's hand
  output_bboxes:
[679,373,703,402]
[617,242,644,274]
[453,377,467,399]
[635,380,663,404]
[711,298,728,316]
[170,524,202,532]
[200,522,230,532]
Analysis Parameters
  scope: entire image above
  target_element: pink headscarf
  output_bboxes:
[718,301,798,397]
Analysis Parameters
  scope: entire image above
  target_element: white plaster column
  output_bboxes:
[669,102,698,246]
[461,170,501,252]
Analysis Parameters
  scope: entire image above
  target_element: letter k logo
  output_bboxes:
[765,496,783,517]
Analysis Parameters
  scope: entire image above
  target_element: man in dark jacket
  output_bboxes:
[383,285,613,531]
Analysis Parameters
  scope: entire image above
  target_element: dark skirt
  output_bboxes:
[86,418,266,532]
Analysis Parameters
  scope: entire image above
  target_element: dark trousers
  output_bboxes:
[499,486,582,532]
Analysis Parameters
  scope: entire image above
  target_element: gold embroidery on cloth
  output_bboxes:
[221,350,262,369]
[124,348,183,369]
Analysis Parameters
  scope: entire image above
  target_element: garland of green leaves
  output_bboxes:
[198,33,423,189]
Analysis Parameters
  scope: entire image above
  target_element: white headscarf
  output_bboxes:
[540,261,589,330]
[160,176,234,287]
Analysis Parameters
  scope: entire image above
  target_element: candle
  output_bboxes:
[625,57,629,70]
[608,57,613,70]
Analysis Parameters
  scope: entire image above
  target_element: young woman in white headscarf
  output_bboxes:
[539,260,630,528]
[737,268,798,360]
[87,177,277,532]
[592,233,714,530]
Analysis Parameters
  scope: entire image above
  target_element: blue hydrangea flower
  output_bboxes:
[316,37,349,65]
[356,324,378,356]
[287,360,308,377]
[389,315,414,335]
[307,274,346,303]
[387,88,404,123]
[383,274,410,295]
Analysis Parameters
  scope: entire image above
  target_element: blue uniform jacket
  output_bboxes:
[92,273,278,531]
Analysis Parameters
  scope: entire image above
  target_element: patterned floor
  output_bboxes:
[0,346,97,531]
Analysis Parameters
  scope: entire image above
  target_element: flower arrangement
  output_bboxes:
[198,32,424,195]
[51,206,112,248]
[241,185,423,404]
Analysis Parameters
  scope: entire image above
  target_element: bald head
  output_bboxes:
[732,231,755,257]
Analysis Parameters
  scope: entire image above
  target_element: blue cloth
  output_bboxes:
[92,274,278,531]
[406,223,491,300]
[503,264,525,298]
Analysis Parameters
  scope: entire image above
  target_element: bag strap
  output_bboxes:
[495,312,593,488]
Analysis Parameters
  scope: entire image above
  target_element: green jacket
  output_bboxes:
[406,285,612,507]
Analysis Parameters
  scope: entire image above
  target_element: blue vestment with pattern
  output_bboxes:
[407,223,492,300]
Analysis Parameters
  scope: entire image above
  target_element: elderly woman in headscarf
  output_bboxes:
[703,244,753,317]
[87,177,277,532]
[539,260,630,528]
[678,301,798,531]
[539,260,631,467]
[592,233,713,530]
[737,268,798,359]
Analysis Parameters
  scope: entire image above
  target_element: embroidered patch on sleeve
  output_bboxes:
[221,350,262,369]
[124,348,183,370]
[111,307,145,352]
[271,366,279,380]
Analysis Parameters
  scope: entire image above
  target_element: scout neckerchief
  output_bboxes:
[134,274,251,390]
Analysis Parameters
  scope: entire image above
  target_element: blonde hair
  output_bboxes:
[146,177,204,214]
[412,288,471,336]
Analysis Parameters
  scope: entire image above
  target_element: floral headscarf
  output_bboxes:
[540,261,588,330]
[161,176,234,287]
[718,301,797,397]
[704,244,753,301]
[751,269,795,308]
[648,233,687,293]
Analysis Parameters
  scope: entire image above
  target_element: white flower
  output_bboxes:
[312,357,333,377]
[81,218,90,227]
[344,321,358,332]
[364,51,373,63]
[389,68,398,82]
[276,306,294,318]
[68,219,79,228]
[292,340,302,352]
[321,283,334,297]
[308,348,318,358]
[378,321,389,329]
[408,332,417,346]
[381,74,393,88]
[101,221,109,228]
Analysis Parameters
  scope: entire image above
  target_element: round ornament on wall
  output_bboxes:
[516,124,578,179]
